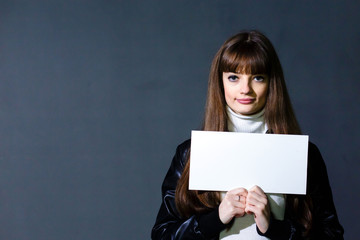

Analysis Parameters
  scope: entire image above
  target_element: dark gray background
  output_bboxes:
[0,1,358,239]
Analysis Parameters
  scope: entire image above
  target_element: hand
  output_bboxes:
[219,187,248,224]
[245,185,271,233]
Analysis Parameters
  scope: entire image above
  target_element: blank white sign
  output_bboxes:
[189,131,308,194]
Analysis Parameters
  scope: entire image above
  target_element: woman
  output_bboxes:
[151,30,344,239]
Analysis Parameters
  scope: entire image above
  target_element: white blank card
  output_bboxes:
[189,131,308,194]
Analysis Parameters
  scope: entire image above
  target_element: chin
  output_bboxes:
[237,109,256,115]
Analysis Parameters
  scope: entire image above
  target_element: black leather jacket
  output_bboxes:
[151,139,344,239]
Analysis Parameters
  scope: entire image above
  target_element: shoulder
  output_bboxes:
[308,141,321,155]
[306,141,331,193]
[176,139,191,155]
[307,141,326,169]
[161,139,191,193]
[164,139,191,178]
[174,139,191,168]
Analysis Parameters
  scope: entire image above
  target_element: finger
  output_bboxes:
[245,204,264,217]
[222,195,246,209]
[249,186,266,198]
[246,200,266,212]
[225,188,248,205]
[245,205,271,234]
[234,202,246,211]
[249,185,265,194]
[233,202,247,216]
[246,195,268,209]
[219,198,247,223]
[247,193,267,206]
[227,195,246,209]
[246,194,268,210]
[228,187,248,196]
[245,205,254,215]
[232,195,247,204]
[232,194,240,202]
[247,190,267,205]
[246,199,270,220]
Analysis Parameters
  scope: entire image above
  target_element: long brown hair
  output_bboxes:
[175,30,312,236]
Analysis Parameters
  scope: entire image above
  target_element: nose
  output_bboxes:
[239,78,252,94]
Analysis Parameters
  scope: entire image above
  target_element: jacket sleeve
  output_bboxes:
[151,140,227,240]
[305,142,344,239]
[258,142,344,240]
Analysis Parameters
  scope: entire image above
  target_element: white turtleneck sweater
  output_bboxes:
[219,106,285,240]
[226,106,268,134]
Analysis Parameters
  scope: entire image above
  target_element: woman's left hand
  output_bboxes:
[245,185,271,234]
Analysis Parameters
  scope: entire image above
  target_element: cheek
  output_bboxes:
[256,85,269,104]
[224,86,235,103]
[223,83,232,100]
[262,89,268,104]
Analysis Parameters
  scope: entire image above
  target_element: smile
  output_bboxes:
[236,98,255,104]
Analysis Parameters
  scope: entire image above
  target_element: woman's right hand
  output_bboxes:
[218,188,248,224]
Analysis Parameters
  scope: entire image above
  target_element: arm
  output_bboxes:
[305,142,344,239]
[151,140,227,240]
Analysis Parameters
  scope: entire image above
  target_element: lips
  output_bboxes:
[237,98,255,104]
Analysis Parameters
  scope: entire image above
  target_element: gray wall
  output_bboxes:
[0,1,358,239]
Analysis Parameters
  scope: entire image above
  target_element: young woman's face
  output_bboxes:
[222,72,269,115]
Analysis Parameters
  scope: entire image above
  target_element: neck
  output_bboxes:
[226,106,267,133]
